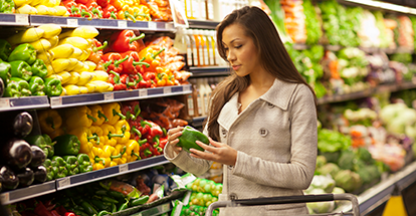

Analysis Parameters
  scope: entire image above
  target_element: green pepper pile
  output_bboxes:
[55,182,149,216]
[0,40,62,98]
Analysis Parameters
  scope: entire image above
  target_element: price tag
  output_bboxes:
[67,19,78,27]
[0,98,10,108]
[148,22,157,29]
[15,14,28,24]
[163,87,172,94]
[183,85,191,92]
[119,164,128,173]
[59,178,71,188]
[118,20,127,28]
[139,89,147,97]
[104,92,114,101]
[165,22,173,29]
[0,192,10,204]
[50,97,62,107]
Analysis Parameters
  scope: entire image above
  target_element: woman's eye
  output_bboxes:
[235,45,242,49]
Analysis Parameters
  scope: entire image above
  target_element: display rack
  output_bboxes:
[189,66,229,77]
[0,156,169,205]
[130,202,171,216]
[0,96,49,112]
[0,13,29,26]
[188,20,219,29]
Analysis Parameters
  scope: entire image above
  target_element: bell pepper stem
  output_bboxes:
[71,6,80,15]
[131,152,141,160]
[140,121,152,128]
[112,109,126,119]
[138,139,147,146]
[133,61,150,67]
[135,13,151,21]
[156,147,162,152]
[131,127,142,138]
[91,7,102,18]
[46,117,55,129]
[81,9,93,20]
[87,134,100,144]
[108,131,124,139]
[97,111,108,122]
[87,114,97,122]
[162,128,167,136]
[134,105,141,117]
[125,76,136,88]
[109,70,121,84]
[103,60,113,70]
[126,111,136,121]
[124,11,136,23]
[153,136,160,148]
[110,147,126,159]
[144,149,152,156]
[93,41,108,52]
[129,33,145,44]
[114,56,128,67]
[110,12,117,19]
[94,156,105,165]
[151,48,165,59]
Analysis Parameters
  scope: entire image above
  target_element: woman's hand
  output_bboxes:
[167,126,184,154]
[190,138,237,166]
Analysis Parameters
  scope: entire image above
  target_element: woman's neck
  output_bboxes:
[248,67,275,92]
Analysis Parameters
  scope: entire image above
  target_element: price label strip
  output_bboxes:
[0,192,9,204]
[118,164,128,173]
[104,92,114,101]
[0,98,10,109]
[67,19,78,27]
[59,177,71,188]
[139,89,148,97]
[15,14,28,24]
[148,22,157,29]
[50,97,62,107]
[183,85,191,92]
[118,20,127,28]
[163,87,172,94]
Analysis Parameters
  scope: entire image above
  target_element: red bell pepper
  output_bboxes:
[139,120,152,136]
[140,143,153,159]
[107,30,145,53]
[97,0,110,7]
[50,210,61,216]
[108,71,127,91]
[34,201,54,216]
[75,0,89,4]
[63,0,77,9]
[102,52,129,73]
[120,74,136,90]
[120,51,150,75]
[121,101,141,121]
[88,40,107,64]
[65,213,76,216]
[102,5,117,19]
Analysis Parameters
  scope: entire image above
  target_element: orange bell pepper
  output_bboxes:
[139,46,165,72]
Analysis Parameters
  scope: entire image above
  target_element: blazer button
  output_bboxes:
[267,102,274,108]
[222,129,227,138]
[259,128,269,137]
[229,193,238,200]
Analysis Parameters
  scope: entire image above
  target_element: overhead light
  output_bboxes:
[343,0,412,14]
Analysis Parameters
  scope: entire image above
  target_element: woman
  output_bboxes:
[165,6,317,215]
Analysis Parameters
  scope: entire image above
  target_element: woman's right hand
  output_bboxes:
[167,126,184,154]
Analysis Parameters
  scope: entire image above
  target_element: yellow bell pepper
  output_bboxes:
[69,127,93,154]
[92,71,109,82]
[37,52,53,64]
[37,109,62,134]
[58,37,90,50]
[101,124,123,146]
[64,106,96,130]
[49,44,75,59]
[102,103,126,125]
[77,71,95,86]
[90,126,106,147]
[59,26,99,39]
[102,145,122,166]
[114,144,127,164]
[125,139,140,162]
[63,84,80,95]
[37,24,62,39]
[89,105,109,126]
[57,71,71,85]
[86,81,114,93]
[70,47,83,59]
[51,58,70,73]
[7,27,44,45]
[114,120,131,144]
[16,4,38,15]
[48,36,59,48]
[29,39,52,53]
[89,147,108,170]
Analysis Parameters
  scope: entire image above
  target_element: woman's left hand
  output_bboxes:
[190,138,237,166]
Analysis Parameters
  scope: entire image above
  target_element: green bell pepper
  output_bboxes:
[25,134,52,158]
[31,59,48,78]
[8,43,36,64]
[29,76,46,96]
[77,153,93,173]
[53,134,81,155]
[0,0,15,13]
[0,60,11,86]
[4,77,31,97]
[177,126,209,153]
[52,156,68,179]
[0,39,12,61]
[44,77,63,97]
[43,159,56,181]
[43,134,56,158]
[10,60,32,81]
[131,195,149,206]
[63,155,79,175]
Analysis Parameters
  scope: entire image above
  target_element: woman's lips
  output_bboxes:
[232,65,241,71]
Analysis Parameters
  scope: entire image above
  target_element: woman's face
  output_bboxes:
[222,24,260,77]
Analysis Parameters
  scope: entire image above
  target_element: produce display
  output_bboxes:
[13,0,172,21]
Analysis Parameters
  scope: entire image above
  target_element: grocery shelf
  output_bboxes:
[0,181,56,205]
[339,0,416,15]
[29,15,175,31]
[56,155,170,190]
[0,13,29,26]
[188,20,219,29]
[189,66,230,77]
[49,85,192,109]
[129,202,171,216]
[0,96,50,112]
[335,160,416,215]
[189,116,206,128]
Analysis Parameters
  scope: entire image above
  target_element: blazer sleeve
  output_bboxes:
[231,85,318,189]
[164,124,213,176]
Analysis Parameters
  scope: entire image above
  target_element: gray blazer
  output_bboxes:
[165,78,317,215]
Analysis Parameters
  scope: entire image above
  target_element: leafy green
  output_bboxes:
[318,129,351,153]
[264,0,291,43]
[303,0,322,45]
[373,11,390,48]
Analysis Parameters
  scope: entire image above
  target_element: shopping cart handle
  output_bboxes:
[234,194,335,205]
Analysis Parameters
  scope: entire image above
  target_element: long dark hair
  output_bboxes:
[206,6,316,141]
